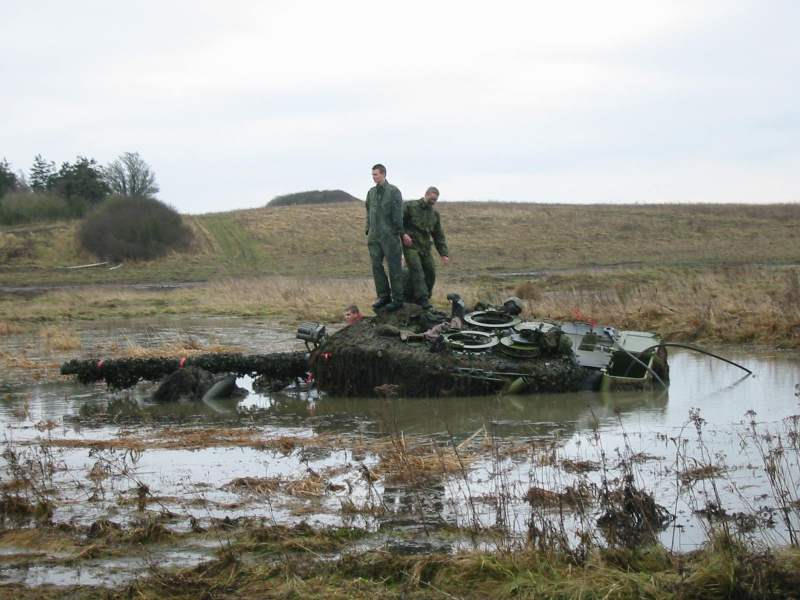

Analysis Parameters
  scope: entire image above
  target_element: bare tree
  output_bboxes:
[104,152,159,198]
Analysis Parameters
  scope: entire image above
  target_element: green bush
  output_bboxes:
[78,196,193,261]
[268,189,360,207]
[0,191,75,225]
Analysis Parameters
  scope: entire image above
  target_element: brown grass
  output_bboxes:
[111,338,244,359]
[680,464,727,484]
[525,484,594,509]
[0,321,26,335]
[0,350,61,383]
[3,202,800,348]
[225,476,282,496]
[3,200,800,283]
[192,202,800,277]
[38,325,81,351]
[374,435,475,484]
[44,429,345,452]
[3,264,800,348]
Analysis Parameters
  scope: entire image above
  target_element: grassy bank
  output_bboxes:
[1,202,800,352]
[2,265,799,349]
[3,530,799,599]
[2,202,800,286]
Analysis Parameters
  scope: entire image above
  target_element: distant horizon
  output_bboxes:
[187,191,799,216]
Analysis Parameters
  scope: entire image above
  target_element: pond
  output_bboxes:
[1,317,799,587]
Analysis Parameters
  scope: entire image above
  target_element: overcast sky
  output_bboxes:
[2,1,798,213]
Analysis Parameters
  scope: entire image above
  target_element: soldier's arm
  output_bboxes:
[401,201,413,247]
[433,212,449,257]
[365,191,371,235]
[391,186,403,236]
[402,200,412,230]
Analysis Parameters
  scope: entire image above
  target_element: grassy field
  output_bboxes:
[1,202,799,346]
[2,202,800,284]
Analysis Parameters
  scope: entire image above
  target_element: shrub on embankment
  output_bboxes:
[78,195,193,261]
[0,191,77,225]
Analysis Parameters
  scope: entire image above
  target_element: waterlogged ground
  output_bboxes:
[1,317,800,590]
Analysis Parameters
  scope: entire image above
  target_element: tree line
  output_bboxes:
[1,152,193,262]
[0,152,159,225]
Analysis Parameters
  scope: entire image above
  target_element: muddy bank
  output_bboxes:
[2,519,800,599]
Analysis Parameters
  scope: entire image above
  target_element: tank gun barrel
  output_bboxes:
[61,352,309,389]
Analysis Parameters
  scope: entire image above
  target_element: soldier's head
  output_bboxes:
[344,304,363,325]
[424,186,440,206]
[502,296,523,316]
[372,164,387,185]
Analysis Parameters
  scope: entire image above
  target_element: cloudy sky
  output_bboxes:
[2,1,798,213]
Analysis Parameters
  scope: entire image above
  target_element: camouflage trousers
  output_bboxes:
[368,236,404,302]
[403,247,436,301]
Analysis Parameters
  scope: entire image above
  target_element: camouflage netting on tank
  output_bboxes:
[61,352,309,390]
[312,307,588,397]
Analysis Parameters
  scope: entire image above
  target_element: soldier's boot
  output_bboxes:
[418,297,432,310]
[372,296,391,310]
[385,300,403,312]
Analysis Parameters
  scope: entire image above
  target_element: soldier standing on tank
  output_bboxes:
[401,186,449,310]
[365,163,405,312]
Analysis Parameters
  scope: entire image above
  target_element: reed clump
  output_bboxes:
[0,320,25,335]
[38,325,81,352]
[525,484,594,509]
[374,435,475,485]
[112,337,243,359]
[112,541,800,599]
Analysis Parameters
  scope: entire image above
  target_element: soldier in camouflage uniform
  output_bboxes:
[401,186,449,310]
[365,164,404,311]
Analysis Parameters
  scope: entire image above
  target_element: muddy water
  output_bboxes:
[1,317,799,587]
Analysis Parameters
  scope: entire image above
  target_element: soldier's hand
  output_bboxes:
[402,234,413,247]
[441,256,450,266]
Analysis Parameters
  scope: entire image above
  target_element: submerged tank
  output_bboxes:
[60,299,669,399]
[307,301,669,398]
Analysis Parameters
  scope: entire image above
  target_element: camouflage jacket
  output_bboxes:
[403,198,448,256]
[365,181,403,239]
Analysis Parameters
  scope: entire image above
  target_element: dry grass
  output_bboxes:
[3,201,800,284]
[44,428,343,452]
[3,265,800,348]
[513,266,800,347]
[525,484,594,509]
[38,325,81,351]
[225,476,282,496]
[192,202,800,277]
[0,350,41,370]
[0,321,26,335]
[374,435,476,484]
[110,337,244,359]
[3,202,800,348]
[200,276,377,322]
[561,458,601,473]
[680,464,727,484]
[0,350,61,384]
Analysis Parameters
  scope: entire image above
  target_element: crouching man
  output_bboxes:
[402,186,449,310]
